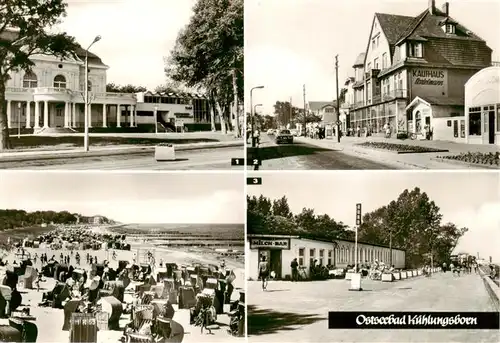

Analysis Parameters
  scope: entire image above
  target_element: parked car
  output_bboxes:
[267,129,275,135]
[290,129,299,137]
[275,129,294,144]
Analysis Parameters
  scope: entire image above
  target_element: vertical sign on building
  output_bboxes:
[356,203,362,226]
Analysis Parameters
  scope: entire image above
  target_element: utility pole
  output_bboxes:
[303,84,306,136]
[335,55,341,143]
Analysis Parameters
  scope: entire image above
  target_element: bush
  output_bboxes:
[439,152,500,166]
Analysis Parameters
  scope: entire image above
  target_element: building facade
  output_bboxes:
[464,66,500,145]
[349,1,492,142]
[4,33,211,131]
[308,101,338,136]
[247,234,405,280]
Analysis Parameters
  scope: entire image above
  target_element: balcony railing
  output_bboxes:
[382,89,408,101]
[34,87,72,95]
[6,87,34,93]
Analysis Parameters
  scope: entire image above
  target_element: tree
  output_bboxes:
[106,83,147,93]
[0,0,79,150]
[358,187,468,268]
[273,101,300,126]
[272,196,293,218]
[166,0,243,135]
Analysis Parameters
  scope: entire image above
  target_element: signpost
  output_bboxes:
[350,203,363,291]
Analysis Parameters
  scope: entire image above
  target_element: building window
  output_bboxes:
[447,120,452,127]
[445,24,455,34]
[382,53,387,69]
[23,72,38,88]
[497,106,500,133]
[319,249,324,266]
[408,42,423,58]
[298,248,305,266]
[328,250,332,266]
[53,75,67,89]
[374,58,379,69]
[309,249,316,266]
[469,107,481,136]
[87,81,92,92]
[372,38,376,50]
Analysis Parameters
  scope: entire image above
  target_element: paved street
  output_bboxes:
[248,272,498,342]
[246,134,394,170]
[0,146,244,170]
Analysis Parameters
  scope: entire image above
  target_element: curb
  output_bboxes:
[0,141,243,163]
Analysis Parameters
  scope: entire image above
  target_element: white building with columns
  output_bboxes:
[5,45,138,131]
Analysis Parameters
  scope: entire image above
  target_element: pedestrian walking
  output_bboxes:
[259,256,269,291]
[291,258,299,282]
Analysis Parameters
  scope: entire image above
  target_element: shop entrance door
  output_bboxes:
[488,111,495,144]
[270,250,282,279]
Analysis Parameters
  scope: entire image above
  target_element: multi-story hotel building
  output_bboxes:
[349,1,493,142]
[3,30,211,132]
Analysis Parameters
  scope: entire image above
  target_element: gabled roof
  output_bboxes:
[375,13,415,46]
[353,52,366,67]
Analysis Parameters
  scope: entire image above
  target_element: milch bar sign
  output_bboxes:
[250,238,290,249]
[413,69,446,86]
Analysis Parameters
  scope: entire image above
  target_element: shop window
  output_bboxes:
[298,248,305,266]
[409,42,423,58]
[469,111,481,136]
[447,120,452,127]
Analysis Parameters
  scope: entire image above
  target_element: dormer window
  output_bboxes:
[408,42,423,58]
[444,23,455,34]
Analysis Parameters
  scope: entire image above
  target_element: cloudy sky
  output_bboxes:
[247,171,500,263]
[0,172,244,224]
[55,0,197,90]
[245,0,500,114]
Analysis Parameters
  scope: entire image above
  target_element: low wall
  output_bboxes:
[478,267,500,311]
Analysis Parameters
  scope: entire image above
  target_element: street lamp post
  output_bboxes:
[17,103,21,139]
[250,86,264,148]
[154,106,159,134]
[84,35,102,152]
[253,104,262,133]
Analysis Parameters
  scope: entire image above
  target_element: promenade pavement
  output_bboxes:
[295,136,499,169]
[248,271,498,343]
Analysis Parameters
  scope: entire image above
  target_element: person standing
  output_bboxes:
[291,258,299,282]
[259,256,269,291]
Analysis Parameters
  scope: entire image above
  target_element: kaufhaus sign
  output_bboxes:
[412,69,446,86]
[411,68,448,96]
[250,238,290,250]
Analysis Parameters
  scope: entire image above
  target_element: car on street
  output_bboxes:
[275,129,294,144]
[267,129,275,135]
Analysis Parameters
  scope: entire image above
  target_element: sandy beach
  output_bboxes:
[0,226,245,342]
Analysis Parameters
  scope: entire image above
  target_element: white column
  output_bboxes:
[6,100,11,129]
[26,101,31,128]
[88,103,92,128]
[64,101,70,128]
[117,104,121,127]
[34,101,40,128]
[134,106,138,127]
[43,101,49,128]
[129,105,133,127]
[102,104,107,128]
[72,102,76,127]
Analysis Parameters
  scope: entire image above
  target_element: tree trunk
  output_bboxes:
[0,79,11,150]
[232,68,240,138]
[217,101,227,134]
[209,91,216,132]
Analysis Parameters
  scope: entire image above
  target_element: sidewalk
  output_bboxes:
[0,141,243,162]
[296,136,499,169]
